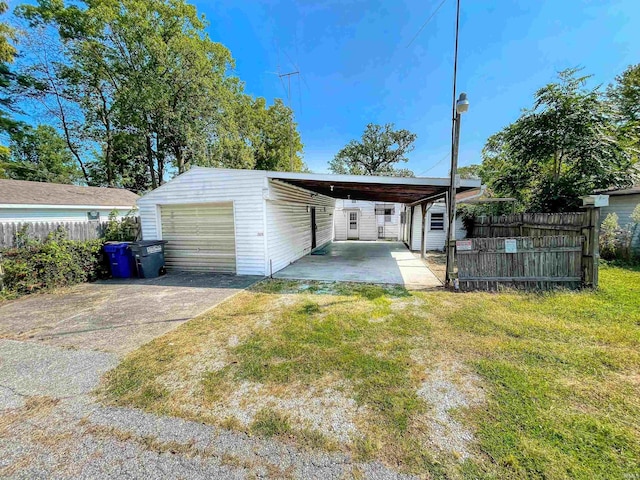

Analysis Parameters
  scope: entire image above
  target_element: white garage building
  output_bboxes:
[136,167,480,277]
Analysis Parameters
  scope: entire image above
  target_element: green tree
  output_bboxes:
[329,123,416,176]
[17,0,306,191]
[457,164,481,179]
[609,64,640,126]
[480,68,636,212]
[2,124,81,183]
[608,63,640,179]
[251,98,304,172]
[0,0,24,145]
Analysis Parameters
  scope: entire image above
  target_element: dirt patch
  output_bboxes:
[416,360,486,460]
[205,380,361,444]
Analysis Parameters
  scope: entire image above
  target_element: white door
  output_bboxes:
[160,202,236,273]
[347,211,359,239]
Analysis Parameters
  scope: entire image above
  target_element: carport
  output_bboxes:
[137,168,480,285]
[274,241,442,289]
[268,172,480,288]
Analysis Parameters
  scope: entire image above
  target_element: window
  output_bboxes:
[351,199,357,203]
[384,208,392,222]
[349,211,358,229]
[430,212,444,230]
[87,211,100,222]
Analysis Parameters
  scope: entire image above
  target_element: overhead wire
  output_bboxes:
[406,0,450,48]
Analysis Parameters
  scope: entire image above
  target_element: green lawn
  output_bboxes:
[99,264,640,479]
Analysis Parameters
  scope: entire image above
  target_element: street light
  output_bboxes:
[445,92,469,286]
[456,92,469,114]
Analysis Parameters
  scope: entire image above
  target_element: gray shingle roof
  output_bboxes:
[0,179,139,206]
[596,185,640,196]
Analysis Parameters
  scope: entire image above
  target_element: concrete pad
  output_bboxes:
[274,241,441,289]
[0,272,261,356]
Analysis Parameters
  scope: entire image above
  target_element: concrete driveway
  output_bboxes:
[275,241,442,289]
[0,272,260,356]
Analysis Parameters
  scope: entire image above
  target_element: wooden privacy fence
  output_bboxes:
[0,219,141,249]
[457,207,601,291]
[457,236,584,291]
[471,212,585,238]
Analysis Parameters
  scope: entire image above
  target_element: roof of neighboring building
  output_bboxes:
[595,184,640,196]
[0,179,139,207]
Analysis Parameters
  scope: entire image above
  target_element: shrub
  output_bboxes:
[600,213,620,260]
[104,209,139,242]
[0,226,106,295]
[599,210,640,261]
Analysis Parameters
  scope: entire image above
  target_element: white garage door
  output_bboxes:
[160,203,236,273]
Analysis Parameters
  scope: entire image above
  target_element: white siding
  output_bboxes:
[137,167,266,276]
[408,202,467,252]
[266,180,335,274]
[600,194,640,250]
[0,207,132,223]
[333,200,402,241]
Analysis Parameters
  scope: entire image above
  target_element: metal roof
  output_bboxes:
[267,171,481,204]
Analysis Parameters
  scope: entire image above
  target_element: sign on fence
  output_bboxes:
[457,236,585,291]
[456,239,473,251]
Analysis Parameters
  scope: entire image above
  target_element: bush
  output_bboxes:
[599,210,640,261]
[104,210,139,242]
[0,226,107,295]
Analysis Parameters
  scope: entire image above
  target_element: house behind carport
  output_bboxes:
[136,167,480,276]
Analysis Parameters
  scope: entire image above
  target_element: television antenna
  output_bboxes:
[278,70,299,171]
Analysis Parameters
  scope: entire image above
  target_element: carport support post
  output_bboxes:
[420,202,427,259]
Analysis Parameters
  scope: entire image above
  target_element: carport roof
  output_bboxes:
[268,171,481,204]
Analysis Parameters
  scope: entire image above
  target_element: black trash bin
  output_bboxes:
[130,240,168,278]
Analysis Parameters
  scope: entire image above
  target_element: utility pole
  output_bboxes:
[278,70,299,171]
[445,0,462,286]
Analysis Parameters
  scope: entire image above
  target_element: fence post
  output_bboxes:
[581,205,601,288]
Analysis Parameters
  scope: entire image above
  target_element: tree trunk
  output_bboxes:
[146,134,158,189]
[98,88,114,186]
[175,144,185,174]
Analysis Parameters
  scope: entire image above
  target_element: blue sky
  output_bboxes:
[197,0,640,177]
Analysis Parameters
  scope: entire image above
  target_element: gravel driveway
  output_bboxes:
[0,339,414,479]
[0,274,416,479]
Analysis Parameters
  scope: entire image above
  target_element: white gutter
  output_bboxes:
[457,185,486,204]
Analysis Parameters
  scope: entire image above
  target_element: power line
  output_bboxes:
[417,152,450,176]
[406,0,450,48]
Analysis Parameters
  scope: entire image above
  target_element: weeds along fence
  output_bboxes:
[0,219,141,249]
[458,209,600,291]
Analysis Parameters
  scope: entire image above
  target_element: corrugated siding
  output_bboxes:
[137,168,266,275]
[266,180,335,274]
[160,203,236,273]
[600,194,640,250]
[0,207,130,223]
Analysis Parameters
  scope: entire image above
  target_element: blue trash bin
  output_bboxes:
[104,242,135,278]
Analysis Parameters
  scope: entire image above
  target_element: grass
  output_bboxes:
[99,265,640,479]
